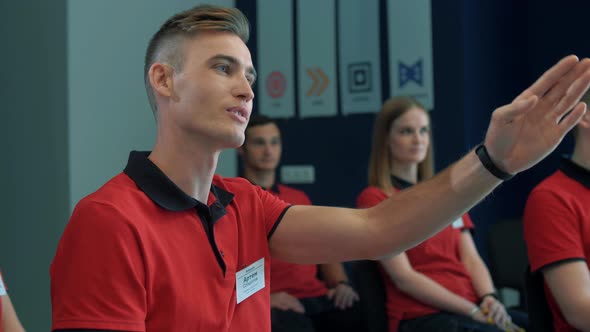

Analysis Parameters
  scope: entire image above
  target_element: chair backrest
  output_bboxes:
[487,219,529,296]
[347,260,388,332]
[524,266,554,332]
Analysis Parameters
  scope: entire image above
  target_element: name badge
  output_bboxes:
[451,217,464,229]
[236,258,265,304]
[0,275,6,296]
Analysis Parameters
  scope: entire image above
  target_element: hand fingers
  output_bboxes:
[335,289,357,309]
[554,69,590,121]
[517,55,579,100]
[543,58,590,107]
[291,299,305,314]
[492,95,538,124]
[335,290,350,309]
[490,304,507,326]
[559,102,587,134]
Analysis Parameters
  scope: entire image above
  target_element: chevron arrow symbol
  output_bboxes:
[306,68,330,96]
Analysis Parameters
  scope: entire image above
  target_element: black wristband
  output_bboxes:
[478,292,499,305]
[475,144,513,181]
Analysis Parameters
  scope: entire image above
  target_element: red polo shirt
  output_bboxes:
[265,184,328,299]
[524,159,590,332]
[51,151,291,332]
[357,183,477,332]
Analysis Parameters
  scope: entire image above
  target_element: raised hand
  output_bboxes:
[484,55,590,175]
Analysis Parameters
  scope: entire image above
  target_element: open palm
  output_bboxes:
[484,55,590,174]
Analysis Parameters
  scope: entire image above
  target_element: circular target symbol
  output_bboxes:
[266,71,286,99]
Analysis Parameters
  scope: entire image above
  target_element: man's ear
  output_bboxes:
[149,63,176,100]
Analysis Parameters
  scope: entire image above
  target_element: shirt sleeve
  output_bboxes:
[254,186,291,238]
[523,188,585,273]
[461,213,475,231]
[51,199,146,332]
[356,187,388,208]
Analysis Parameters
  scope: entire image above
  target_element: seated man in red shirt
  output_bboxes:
[49,4,590,332]
[238,115,361,332]
[0,271,25,332]
[524,91,590,332]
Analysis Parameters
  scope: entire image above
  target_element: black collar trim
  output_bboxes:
[560,158,590,190]
[390,175,414,190]
[123,151,234,222]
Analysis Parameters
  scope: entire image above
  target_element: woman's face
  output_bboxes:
[388,107,430,166]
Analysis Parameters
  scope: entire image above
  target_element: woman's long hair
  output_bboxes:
[367,96,434,193]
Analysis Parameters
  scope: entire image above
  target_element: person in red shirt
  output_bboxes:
[239,115,361,332]
[523,91,590,331]
[50,4,590,332]
[357,96,526,332]
[0,272,25,332]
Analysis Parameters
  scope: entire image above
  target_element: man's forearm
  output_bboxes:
[367,149,501,259]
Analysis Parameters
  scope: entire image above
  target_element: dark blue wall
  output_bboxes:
[238,0,590,255]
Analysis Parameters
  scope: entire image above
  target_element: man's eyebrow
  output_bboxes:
[210,54,257,81]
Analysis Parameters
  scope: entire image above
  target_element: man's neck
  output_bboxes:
[149,130,220,203]
[243,168,275,189]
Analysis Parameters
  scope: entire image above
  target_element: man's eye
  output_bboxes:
[216,64,230,73]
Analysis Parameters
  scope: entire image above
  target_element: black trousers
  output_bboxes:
[399,310,529,332]
[271,295,363,332]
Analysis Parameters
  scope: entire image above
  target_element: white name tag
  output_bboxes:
[0,276,6,296]
[451,217,464,229]
[236,258,265,304]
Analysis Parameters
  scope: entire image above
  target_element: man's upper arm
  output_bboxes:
[542,261,590,325]
[51,201,146,331]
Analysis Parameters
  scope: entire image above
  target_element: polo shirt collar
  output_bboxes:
[390,175,414,190]
[123,151,234,216]
[560,157,590,190]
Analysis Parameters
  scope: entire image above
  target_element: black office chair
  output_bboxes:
[486,218,529,309]
[347,260,388,332]
[524,266,554,332]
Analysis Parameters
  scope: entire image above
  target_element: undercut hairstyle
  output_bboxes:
[144,5,250,117]
[368,96,434,193]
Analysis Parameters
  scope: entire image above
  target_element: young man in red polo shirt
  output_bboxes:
[239,115,361,332]
[50,4,590,332]
[523,91,590,331]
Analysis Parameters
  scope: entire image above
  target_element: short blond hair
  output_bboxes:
[144,5,250,115]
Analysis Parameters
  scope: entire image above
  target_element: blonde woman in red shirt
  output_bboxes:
[357,96,526,332]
